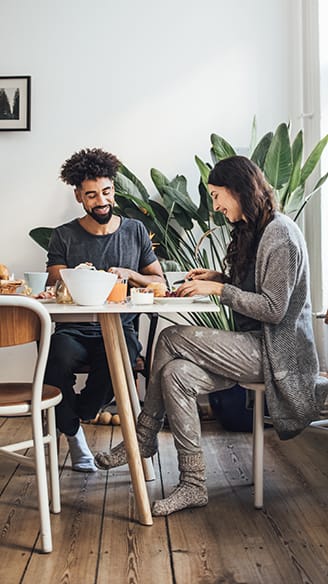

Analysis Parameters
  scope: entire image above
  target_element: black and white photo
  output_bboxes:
[0,76,31,130]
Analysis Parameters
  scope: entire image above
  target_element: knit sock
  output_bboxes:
[67,426,97,472]
[95,411,162,470]
[152,452,208,516]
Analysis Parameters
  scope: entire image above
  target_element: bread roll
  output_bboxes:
[0,264,10,280]
[145,281,167,297]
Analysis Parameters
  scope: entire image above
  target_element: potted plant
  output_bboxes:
[30,119,328,332]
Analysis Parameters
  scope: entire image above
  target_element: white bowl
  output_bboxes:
[60,268,117,306]
[130,288,154,305]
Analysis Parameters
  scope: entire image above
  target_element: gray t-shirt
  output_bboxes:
[47,216,157,273]
[47,216,157,331]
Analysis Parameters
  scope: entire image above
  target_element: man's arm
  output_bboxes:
[47,264,67,286]
[108,259,165,288]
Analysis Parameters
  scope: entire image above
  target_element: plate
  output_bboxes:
[154,295,207,305]
[38,298,56,303]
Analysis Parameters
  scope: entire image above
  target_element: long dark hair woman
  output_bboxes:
[95,156,328,517]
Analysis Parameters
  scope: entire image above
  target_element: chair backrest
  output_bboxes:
[0,305,41,347]
[0,297,52,402]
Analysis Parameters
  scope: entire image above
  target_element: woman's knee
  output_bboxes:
[157,325,189,349]
[161,359,198,399]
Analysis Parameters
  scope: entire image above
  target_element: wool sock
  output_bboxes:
[95,411,162,469]
[152,452,208,516]
[67,426,97,472]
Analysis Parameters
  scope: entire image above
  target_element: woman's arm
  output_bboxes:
[186,268,224,282]
[220,237,302,324]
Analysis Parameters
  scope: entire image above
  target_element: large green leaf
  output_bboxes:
[264,123,292,189]
[313,171,328,191]
[161,189,194,230]
[194,155,211,187]
[114,191,155,218]
[250,132,273,170]
[300,134,328,185]
[283,185,304,216]
[288,130,303,194]
[29,227,53,251]
[210,133,236,160]
[197,180,210,222]
[116,164,150,202]
[150,168,170,195]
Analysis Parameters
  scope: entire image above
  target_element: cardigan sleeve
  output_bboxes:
[220,224,303,325]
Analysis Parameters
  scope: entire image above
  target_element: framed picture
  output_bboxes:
[0,76,31,131]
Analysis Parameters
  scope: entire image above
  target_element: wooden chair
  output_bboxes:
[0,295,62,553]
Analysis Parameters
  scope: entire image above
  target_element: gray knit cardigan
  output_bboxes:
[220,212,328,439]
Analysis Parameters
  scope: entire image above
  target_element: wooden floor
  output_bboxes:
[1,416,328,584]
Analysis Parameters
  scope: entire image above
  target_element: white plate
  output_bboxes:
[38,298,56,303]
[154,295,207,305]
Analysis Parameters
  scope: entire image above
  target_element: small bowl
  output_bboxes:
[131,287,154,305]
[60,268,117,306]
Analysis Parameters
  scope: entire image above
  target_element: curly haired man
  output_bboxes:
[44,148,164,471]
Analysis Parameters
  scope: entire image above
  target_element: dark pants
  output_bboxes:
[44,321,141,436]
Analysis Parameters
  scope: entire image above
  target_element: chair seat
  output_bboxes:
[0,383,62,410]
[243,382,265,392]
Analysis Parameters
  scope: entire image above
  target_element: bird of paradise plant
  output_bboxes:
[29,120,328,331]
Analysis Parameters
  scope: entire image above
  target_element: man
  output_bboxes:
[45,148,164,472]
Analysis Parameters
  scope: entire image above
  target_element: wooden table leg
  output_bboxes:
[115,318,156,482]
[99,313,153,526]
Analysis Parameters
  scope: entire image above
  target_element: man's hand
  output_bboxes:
[108,267,132,280]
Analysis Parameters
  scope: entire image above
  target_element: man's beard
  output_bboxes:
[86,204,114,225]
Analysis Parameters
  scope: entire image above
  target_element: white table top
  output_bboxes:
[41,298,220,321]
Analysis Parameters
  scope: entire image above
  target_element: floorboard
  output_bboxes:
[0,418,327,584]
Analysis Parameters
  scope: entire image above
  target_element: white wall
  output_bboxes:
[0,0,301,277]
[0,0,305,377]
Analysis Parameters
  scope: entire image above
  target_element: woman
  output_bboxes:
[95,156,327,516]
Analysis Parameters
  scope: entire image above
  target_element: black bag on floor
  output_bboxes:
[209,384,269,433]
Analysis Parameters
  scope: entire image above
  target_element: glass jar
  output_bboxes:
[55,279,73,304]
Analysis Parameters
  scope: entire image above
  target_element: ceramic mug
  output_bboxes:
[24,271,48,295]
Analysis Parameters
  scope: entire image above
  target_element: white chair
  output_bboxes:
[0,295,62,553]
[242,382,266,509]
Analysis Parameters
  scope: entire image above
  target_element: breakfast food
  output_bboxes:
[131,287,154,304]
[145,281,167,297]
[0,263,10,280]
[165,290,179,297]
[0,263,24,294]
[111,414,121,426]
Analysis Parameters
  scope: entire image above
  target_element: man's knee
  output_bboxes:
[48,334,82,369]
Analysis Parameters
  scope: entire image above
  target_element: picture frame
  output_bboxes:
[0,76,31,131]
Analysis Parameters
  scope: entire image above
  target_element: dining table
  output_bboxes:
[43,297,221,526]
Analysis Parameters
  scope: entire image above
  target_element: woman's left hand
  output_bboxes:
[176,279,223,297]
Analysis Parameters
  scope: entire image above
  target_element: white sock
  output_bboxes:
[66,426,97,472]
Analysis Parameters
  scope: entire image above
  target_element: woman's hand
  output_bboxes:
[186,268,223,282]
[176,278,223,297]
